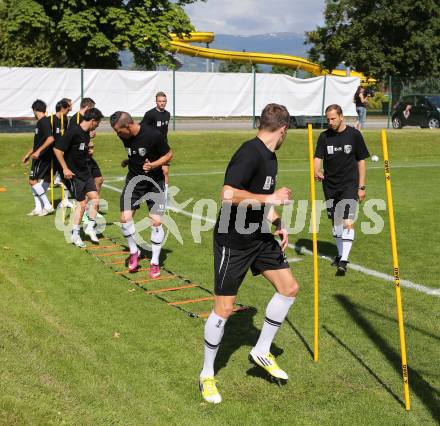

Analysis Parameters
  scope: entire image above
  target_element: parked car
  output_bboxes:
[392,94,440,129]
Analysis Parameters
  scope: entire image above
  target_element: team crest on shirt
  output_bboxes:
[344,145,352,154]
[138,147,146,156]
[263,176,274,190]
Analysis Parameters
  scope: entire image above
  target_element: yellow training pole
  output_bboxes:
[307,124,319,362]
[381,129,410,410]
[50,159,54,208]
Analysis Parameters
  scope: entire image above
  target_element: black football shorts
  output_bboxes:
[213,237,289,296]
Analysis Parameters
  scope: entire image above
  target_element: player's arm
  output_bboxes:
[22,147,34,164]
[31,135,55,160]
[221,185,291,206]
[267,206,289,251]
[143,149,173,172]
[314,157,324,181]
[358,159,366,202]
[53,148,74,180]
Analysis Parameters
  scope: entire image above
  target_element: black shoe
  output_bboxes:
[331,256,341,267]
[337,260,348,274]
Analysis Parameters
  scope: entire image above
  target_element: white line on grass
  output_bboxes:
[103,163,440,182]
[102,183,440,297]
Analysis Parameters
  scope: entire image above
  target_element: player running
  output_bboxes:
[23,99,55,216]
[54,108,104,247]
[141,92,171,200]
[199,104,300,404]
[110,111,172,278]
[314,104,370,274]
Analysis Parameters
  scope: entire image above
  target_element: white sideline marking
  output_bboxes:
[102,183,440,297]
[103,163,440,181]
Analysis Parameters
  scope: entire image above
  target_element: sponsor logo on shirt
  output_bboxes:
[35,128,38,134]
[327,146,334,154]
[263,176,274,190]
[79,142,85,150]
[344,145,352,154]
[157,121,161,127]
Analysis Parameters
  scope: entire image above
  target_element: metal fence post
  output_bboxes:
[252,66,256,129]
[387,75,392,129]
[173,69,176,131]
[320,75,327,129]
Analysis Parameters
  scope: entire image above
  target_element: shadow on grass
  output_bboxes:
[335,294,440,420]
[294,238,337,258]
[323,325,403,407]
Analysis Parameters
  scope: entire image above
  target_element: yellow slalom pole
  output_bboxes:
[381,129,410,411]
[307,124,319,362]
[50,159,54,208]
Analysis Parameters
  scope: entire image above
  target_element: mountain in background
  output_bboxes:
[119,32,309,72]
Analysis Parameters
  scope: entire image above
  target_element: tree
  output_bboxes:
[271,65,297,76]
[305,0,440,80]
[219,61,261,73]
[0,0,199,69]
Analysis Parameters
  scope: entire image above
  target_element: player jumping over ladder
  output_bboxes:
[199,104,300,404]
[110,111,172,278]
[54,108,104,247]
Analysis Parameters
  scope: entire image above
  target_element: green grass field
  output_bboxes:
[0,129,439,425]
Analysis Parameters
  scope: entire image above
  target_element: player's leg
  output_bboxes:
[336,190,358,273]
[69,178,88,247]
[28,160,54,216]
[120,209,141,272]
[148,213,164,278]
[249,243,298,382]
[83,188,100,243]
[147,179,167,278]
[324,186,342,265]
[200,241,252,404]
[162,164,169,203]
[28,176,43,215]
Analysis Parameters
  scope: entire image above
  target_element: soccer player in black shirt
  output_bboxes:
[54,108,104,248]
[314,104,370,274]
[199,104,300,404]
[22,99,55,216]
[110,111,172,277]
[68,98,104,214]
[141,92,171,199]
[50,99,73,208]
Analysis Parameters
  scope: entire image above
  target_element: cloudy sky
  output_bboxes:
[184,0,326,35]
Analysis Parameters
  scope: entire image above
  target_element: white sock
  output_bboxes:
[32,182,52,209]
[31,188,43,211]
[121,221,138,254]
[341,228,354,262]
[151,225,164,265]
[333,224,343,257]
[200,311,227,378]
[41,181,49,192]
[253,293,295,356]
[72,224,80,239]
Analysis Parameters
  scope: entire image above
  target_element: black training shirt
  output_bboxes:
[141,108,170,139]
[50,114,67,143]
[122,122,170,181]
[315,125,370,189]
[67,112,83,129]
[55,125,91,180]
[214,137,277,249]
[33,116,53,160]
